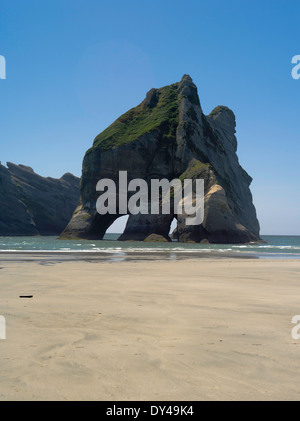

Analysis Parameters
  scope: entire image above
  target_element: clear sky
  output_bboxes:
[0,0,299,235]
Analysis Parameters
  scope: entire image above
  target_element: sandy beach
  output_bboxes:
[1,256,300,401]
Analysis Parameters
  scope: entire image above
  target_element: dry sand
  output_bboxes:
[1,257,300,401]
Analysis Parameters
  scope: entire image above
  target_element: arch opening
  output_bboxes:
[169,217,178,241]
[103,214,129,239]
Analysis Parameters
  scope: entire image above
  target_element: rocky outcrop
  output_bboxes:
[62,75,260,243]
[0,163,80,236]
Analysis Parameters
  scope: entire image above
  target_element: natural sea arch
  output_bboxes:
[88,213,177,241]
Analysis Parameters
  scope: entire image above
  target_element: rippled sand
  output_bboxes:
[1,257,300,400]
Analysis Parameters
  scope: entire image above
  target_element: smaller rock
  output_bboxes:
[144,234,170,242]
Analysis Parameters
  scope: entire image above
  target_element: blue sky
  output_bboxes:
[0,0,299,234]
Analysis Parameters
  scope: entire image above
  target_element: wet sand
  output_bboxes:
[1,257,300,400]
[0,250,258,263]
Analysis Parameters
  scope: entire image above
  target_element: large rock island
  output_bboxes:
[62,75,260,243]
[0,162,80,236]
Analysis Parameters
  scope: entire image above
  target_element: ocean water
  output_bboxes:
[0,235,299,259]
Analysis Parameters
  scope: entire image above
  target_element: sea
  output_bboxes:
[0,235,300,259]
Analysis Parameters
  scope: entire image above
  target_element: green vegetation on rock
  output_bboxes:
[179,159,211,181]
[144,234,169,242]
[209,105,234,118]
[91,83,179,151]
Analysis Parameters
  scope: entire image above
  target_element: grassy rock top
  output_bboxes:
[91,82,179,151]
[179,159,211,180]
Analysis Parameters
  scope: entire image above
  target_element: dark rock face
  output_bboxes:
[62,75,260,243]
[0,163,80,236]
